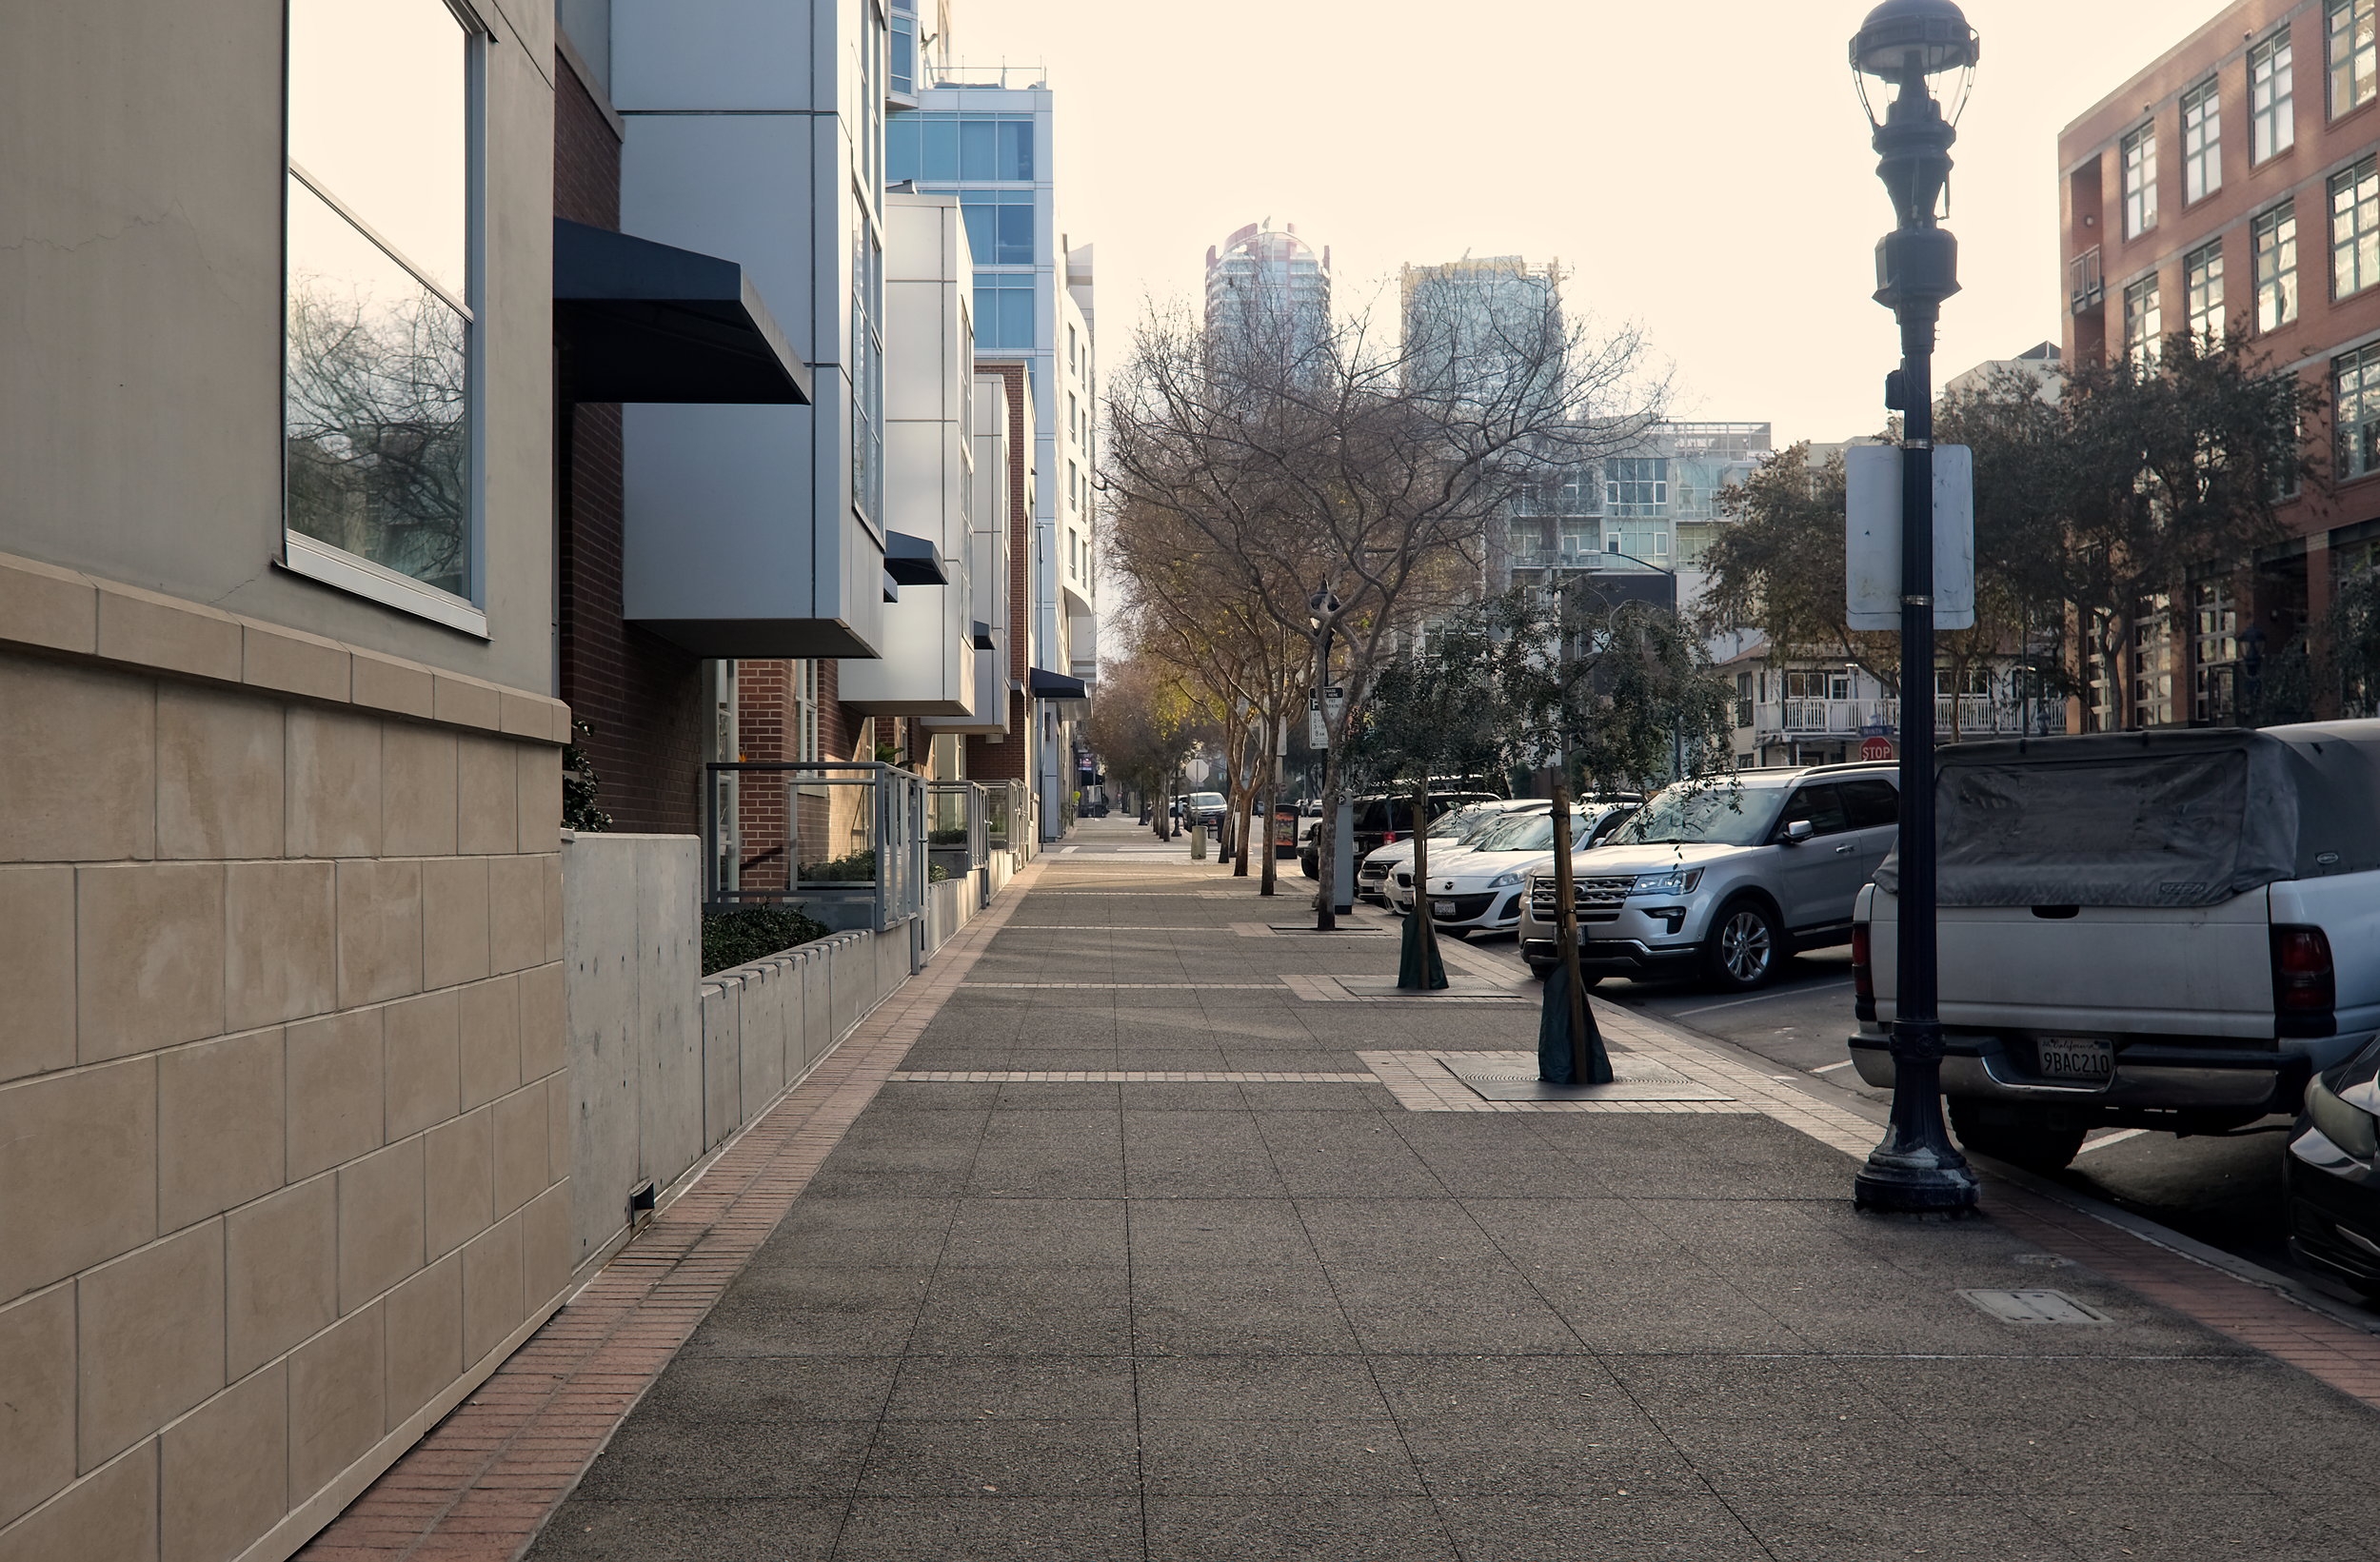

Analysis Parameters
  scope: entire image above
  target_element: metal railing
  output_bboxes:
[983,778,1028,854]
[1752,698,2063,740]
[703,761,925,930]
[927,781,989,879]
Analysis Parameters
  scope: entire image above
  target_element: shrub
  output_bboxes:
[701,905,830,976]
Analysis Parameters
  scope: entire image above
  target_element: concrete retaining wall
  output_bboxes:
[564,843,1021,1278]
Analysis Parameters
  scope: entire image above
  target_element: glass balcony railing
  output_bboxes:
[703,761,926,930]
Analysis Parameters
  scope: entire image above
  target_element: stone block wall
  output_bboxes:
[0,551,573,1562]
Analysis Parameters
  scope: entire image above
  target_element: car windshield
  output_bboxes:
[1476,811,1589,853]
[1606,781,1781,847]
[1188,793,1223,807]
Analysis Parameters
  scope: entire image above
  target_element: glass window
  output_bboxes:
[2335,156,2380,297]
[1605,458,1669,514]
[2252,28,2297,161]
[2192,582,2239,723]
[1838,780,1899,831]
[2133,608,2173,728]
[891,112,1032,185]
[2182,75,2222,202]
[2184,240,2226,341]
[852,208,883,524]
[1777,784,1850,839]
[2121,122,2158,239]
[958,192,1034,265]
[284,0,475,602]
[2254,202,2300,329]
[2334,0,2379,116]
[2338,343,2380,479]
[973,279,1035,349]
[2122,274,2162,366]
[888,9,915,95]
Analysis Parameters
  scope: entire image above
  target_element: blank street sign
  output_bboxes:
[1846,444,1975,631]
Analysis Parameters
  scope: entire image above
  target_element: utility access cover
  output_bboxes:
[1437,1051,1733,1103]
[1958,1289,2112,1325]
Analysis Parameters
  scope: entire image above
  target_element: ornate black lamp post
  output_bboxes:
[1851,0,1981,1215]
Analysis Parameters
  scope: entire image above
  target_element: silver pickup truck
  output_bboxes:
[1851,722,2380,1170]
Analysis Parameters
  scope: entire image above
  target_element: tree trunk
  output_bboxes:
[1397,782,1448,991]
[1259,706,1280,897]
[1315,741,1340,932]
[1545,783,1610,1085]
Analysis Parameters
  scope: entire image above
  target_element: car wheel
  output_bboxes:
[1947,1097,2089,1172]
[1704,899,1781,991]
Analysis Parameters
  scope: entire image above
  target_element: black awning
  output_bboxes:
[1029,667,1088,701]
[554,218,813,405]
[971,620,997,650]
[884,531,948,586]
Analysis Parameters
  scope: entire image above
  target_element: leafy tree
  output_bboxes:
[1341,614,1505,991]
[1488,585,1733,1083]
[1081,657,1197,829]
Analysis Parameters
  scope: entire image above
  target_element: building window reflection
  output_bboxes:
[283,0,477,603]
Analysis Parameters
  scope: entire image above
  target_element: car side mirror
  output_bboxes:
[1781,819,1815,845]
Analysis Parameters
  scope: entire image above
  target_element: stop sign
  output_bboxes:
[1861,736,1895,762]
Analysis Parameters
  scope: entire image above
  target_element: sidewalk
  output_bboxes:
[387,821,2380,1560]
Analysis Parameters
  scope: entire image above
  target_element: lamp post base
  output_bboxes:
[1854,1142,1980,1216]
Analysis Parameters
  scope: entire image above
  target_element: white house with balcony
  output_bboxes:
[1721,643,2065,769]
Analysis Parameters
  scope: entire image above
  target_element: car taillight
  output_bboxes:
[1382,829,1398,845]
[1852,923,1874,1004]
[2274,926,2336,1014]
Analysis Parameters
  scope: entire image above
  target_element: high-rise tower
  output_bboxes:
[1204,222,1331,353]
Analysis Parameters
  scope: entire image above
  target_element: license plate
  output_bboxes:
[1433,900,1458,919]
[2035,1036,2113,1084]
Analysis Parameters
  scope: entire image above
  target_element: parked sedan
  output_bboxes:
[2287,1038,2380,1298]
[1359,800,1546,906]
[1398,802,1636,936]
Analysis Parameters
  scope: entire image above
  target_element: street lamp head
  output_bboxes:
[1851,0,1978,89]
[1306,586,1339,632]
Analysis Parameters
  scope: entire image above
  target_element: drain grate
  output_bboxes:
[1436,1051,1733,1103]
[1958,1288,2112,1325]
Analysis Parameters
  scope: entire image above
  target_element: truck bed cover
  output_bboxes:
[1874,722,2380,909]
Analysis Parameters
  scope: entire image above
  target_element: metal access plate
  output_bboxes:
[1958,1288,2113,1325]
[1335,978,1534,1001]
[1437,1051,1734,1103]
[1264,921,1391,935]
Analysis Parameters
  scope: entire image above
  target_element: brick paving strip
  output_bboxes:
[293,860,1053,1562]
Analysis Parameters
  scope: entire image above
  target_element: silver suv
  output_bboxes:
[1517,763,1899,991]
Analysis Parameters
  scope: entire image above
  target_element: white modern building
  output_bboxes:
[890,66,1099,838]
[1205,222,1331,354]
[1501,422,1774,616]
[608,0,902,660]
[841,191,979,717]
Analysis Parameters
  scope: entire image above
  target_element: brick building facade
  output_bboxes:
[553,42,705,831]
[2061,0,2380,726]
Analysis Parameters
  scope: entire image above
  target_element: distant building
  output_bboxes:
[1943,340,2063,401]
[2060,0,2380,728]
[1399,255,1561,405]
[1499,422,1773,618]
[890,65,1099,837]
[1204,222,1331,354]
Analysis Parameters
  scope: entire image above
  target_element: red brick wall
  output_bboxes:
[554,49,705,833]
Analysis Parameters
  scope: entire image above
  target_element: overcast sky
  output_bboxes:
[955,0,2229,448]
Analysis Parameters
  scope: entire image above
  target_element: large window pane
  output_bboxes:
[285,178,470,598]
[922,118,960,181]
[288,0,466,297]
[2182,76,2221,202]
[886,115,920,183]
[997,201,1033,264]
[2252,29,2297,162]
[2122,123,2158,239]
[2333,0,2379,116]
[2255,202,2300,328]
[1001,120,1034,180]
[2333,156,2380,298]
[959,118,997,179]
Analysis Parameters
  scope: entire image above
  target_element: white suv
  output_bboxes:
[1518,764,1900,990]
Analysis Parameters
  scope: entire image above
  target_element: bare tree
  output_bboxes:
[1106,280,1663,927]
